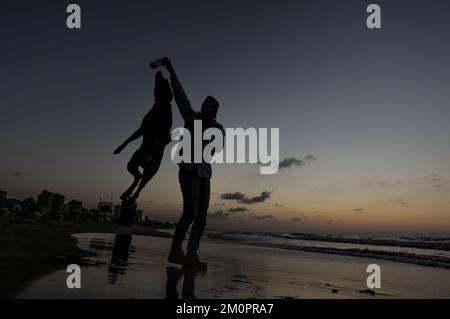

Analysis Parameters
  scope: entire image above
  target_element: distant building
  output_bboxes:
[66,200,83,217]
[0,189,6,208]
[97,200,114,223]
[21,197,38,216]
[3,198,22,214]
[89,208,99,216]
[98,201,113,214]
[67,200,83,211]
[37,190,53,208]
[52,193,65,211]
[37,190,66,212]
[113,204,121,220]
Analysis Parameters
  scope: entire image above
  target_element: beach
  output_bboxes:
[0,217,171,298]
[2,219,449,299]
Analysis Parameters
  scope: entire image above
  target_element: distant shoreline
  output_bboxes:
[206,232,450,270]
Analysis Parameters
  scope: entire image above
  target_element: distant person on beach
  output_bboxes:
[158,57,224,270]
[113,71,173,202]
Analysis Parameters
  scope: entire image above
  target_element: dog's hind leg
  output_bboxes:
[121,153,143,201]
[121,174,141,201]
[130,155,162,202]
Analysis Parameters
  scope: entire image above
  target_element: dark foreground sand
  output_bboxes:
[2,217,450,299]
[0,217,171,298]
[7,230,450,299]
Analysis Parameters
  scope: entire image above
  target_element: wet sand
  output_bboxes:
[0,218,171,298]
[13,233,450,299]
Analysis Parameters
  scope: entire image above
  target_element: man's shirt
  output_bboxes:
[170,74,223,178]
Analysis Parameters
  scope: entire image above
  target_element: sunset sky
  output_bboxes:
[1,0,449,236]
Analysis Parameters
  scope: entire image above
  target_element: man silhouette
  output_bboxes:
[160,57,223,270]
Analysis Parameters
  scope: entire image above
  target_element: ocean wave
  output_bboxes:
[206,231,450,269]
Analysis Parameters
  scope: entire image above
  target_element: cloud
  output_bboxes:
[376,175,444,190]
[12,171,26,177]
[221,192,246,201]
[240,191,271,204]
[221,191,272,204]
[353,208,364,213]
[429,174,443,184]
[370,178,413,188]
[228,207,249,213]
[426,174,444,189]
[304,155,317,161]
[248,214,275,221]
[279,155,317,170]
[387,197,407,206]
[291,217,302,222]
[208,210,230,220]
[279,158,305,169]
[1,169,29,178]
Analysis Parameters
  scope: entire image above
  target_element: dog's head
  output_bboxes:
[154,71,173,103]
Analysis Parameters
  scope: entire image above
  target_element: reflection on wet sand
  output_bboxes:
[91,233,203,298]
[108,234,134,285]
[166,267,203,299]
[15,234,450,299]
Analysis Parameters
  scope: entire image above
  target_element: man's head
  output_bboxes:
[154,71,173,102]
[201,96,219,120]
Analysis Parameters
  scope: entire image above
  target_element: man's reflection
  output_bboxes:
[166,266,204,299]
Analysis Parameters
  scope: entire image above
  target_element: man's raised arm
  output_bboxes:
[162,58,195,122]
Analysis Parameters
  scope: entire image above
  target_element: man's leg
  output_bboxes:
[186,177,210,260]
[169,170,200,263]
